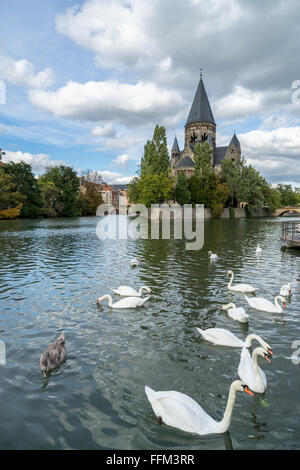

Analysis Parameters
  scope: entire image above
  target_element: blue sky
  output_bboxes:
[0,0,300,185]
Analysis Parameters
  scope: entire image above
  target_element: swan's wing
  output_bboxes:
[112,296,141,308]
[145,387,216,434]
[234,283,256,292]
[197,328,244,347]
[248,297,274,311]
[137,296,150,306]
[116,286,138,296]
[228,307,248,322]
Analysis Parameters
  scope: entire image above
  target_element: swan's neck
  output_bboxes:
[244,334,261,348]
[139,286,147,295]
[218,384,238,433]
[228,272,234,288]
[251,350,262,378]
[274,296,282,310]
[222,303,235,310]
[105,295,113,307]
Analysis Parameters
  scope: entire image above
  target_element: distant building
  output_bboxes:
[170,74,241,179]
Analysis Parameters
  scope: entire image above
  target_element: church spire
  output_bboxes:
[186,74,215,126]
[171,135,180,153]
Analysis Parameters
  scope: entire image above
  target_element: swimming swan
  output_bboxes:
[130,258,139,267]
[256,244,262,254]
[112,285,152,297]
[220,303,249,323]
[238,346,272,393]
[208,251,218,260]
[96,294,150,309]
[227,270,257,293]
[145,380,254,436]
[40,333,66,378]
[196,328,273,354]
[244,295,286,313]
[280,283,292,297]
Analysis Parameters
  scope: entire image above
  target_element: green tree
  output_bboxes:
[140,125,170,176]
[194,142,213,179]
[1,161,42,217]
[175,171,191,206]
[276,184,298,206]
[0,171,25,211]
[78,179,104,216]
[127,177,140,204]
[207,173,230,217]
[39,165,80,217]
[220,158,242,207]
[38,180,61,217]
[136,174,174,207]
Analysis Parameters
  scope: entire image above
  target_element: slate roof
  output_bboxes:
[229,133,241,151]
[214,146,228,166]
[175,155,195,168]
[186,77,216,126]
[171,136,180,153]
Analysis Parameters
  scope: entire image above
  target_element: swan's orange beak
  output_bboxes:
[243,385,254,396]
[267,348,273,356]
[264,353,272,364]
[283,302,286,308]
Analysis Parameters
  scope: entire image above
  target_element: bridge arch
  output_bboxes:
[274,207,300,217]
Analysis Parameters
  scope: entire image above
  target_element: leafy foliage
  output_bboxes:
[1,161,42,217]
[175,171,191,206]
[38,165,80,217]
[78,179,104,216]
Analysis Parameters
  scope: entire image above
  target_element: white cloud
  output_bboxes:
[28,79,185,126]
[91,123,115,137]
[0,54,55,89]
[3,150,66,175]
[238,126,300,183]
[112,154,129,166]
[99,170,134,184]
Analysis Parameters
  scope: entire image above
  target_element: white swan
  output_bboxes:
[280,283,292,297]
[196,328,273,354]
[245,295,286,313]
[96,294,150,309]
[256,244,262,254]
[145,380,254,436]
[238,346,272,393]
[208,251,218,260]
[227,270,257,293]
[130,257,139,267]
[112,285,152,297]
[220,303,249,323]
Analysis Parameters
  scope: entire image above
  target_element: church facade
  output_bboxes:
[170,75,241,179]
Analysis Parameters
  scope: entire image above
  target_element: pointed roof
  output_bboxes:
[175,155,195,168]
[171,136,180,153]
[229,133,241,151]
[186,76,215,126]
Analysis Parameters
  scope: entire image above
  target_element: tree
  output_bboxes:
[207,173,230,217]
[39,165,80,217]
[277,184,298,206]
[140,125,170,177]
[78,179,104,216]
[175,171,191,206]
[1,161,42,217]
[127,177,140,204]
[38,180,61,217]
[136,174,174,207]
[0,171,25,211]
[194,142,213,179]
[220,158,242,207]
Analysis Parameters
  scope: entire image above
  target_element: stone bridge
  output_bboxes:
[274,206,300,217]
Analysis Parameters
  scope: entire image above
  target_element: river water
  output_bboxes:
[0,215,299,450]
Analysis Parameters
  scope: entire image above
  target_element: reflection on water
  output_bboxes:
[0,216,300,449]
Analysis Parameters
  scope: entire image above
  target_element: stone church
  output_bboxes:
[170,74,241,179]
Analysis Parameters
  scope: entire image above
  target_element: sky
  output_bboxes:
[0,0,299,185]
